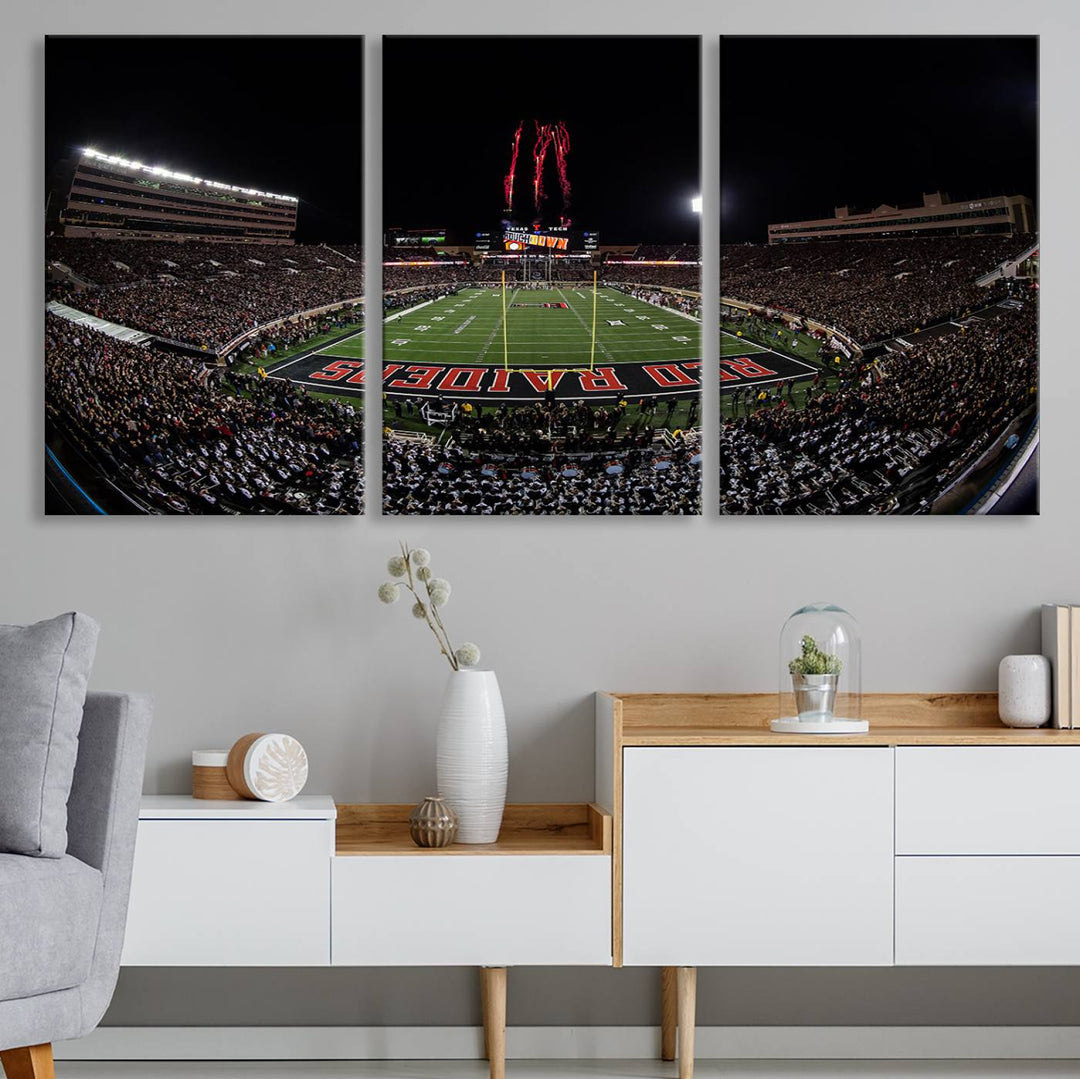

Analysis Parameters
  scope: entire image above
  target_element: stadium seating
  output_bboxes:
[45,314,364,514]
[47,239,365,352]
[719,298,1037,514]
[720,235,1023,345]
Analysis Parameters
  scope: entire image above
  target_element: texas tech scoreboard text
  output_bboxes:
[474,226,599,253]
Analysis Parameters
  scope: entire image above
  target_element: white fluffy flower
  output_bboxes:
[416,566,432,582]
[427,577,451,602]
[428,586,450,608]
[455,642,481,668]
[377,582,400,604]
[411,548,431,568]
[387,556,407,578]
[411,601,427,620]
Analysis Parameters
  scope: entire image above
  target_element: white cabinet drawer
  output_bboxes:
[622,747,894,967]
[896,856,1080,964]
[332,855,611,966]
[122,819,332,966]
[896,747,1080,854]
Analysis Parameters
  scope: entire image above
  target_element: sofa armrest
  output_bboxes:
[67,693,153,873]
[66,691,153,1034]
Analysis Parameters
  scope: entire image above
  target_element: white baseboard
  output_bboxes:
[54,1026,1080,1061]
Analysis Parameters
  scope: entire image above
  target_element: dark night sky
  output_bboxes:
[45,37,363,243]
[721,36,1038,243]
[382,36,701,245]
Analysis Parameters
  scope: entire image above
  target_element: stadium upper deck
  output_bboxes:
[55,148,298,244]
[768,191,1035,243]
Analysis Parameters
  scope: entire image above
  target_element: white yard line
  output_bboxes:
[556,287,616,362]
[476,288,519,361]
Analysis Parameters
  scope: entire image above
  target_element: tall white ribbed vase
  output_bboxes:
[436,669,507,844]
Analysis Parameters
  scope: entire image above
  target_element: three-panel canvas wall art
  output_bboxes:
[44,35,1038,516]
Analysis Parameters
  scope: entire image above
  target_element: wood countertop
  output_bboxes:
[600,692,1078,746]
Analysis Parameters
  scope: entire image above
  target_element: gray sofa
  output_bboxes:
[0,692,152,1078]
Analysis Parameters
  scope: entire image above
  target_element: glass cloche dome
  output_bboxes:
[773,603,866,734]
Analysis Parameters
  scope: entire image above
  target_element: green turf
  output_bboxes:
[237,324,364,377]
[719,320,848,419]
[384,285,700,372]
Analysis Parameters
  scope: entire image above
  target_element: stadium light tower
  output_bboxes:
[691,195,702,214]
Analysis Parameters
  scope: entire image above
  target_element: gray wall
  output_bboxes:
[7,0,1080,1029]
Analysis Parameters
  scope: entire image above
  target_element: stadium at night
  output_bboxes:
[44,37,365,515]
[378,36,703,516]
[718,35,1038,515]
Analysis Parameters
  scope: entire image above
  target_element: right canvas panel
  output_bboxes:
[720,36,1038,515]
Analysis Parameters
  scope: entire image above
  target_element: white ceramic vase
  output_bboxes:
[436,669,507,844]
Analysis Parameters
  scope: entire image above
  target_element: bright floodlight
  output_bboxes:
[691,195,702,214]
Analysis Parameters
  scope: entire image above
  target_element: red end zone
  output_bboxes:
[272,352,818,402]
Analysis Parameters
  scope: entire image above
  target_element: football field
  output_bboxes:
[387,285,700,371]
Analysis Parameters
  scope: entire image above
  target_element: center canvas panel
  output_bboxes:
[379,36,702,516]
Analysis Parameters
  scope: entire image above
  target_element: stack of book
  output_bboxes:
[1041,604,1080,727]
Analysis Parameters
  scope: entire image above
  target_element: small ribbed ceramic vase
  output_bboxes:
[409,796,458,848]
[436,669,507,844]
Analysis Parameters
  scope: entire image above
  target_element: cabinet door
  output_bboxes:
[897,856,1080,964]
[897,747,1080,854]
[122,819,332,965]
[332,854,611,966]
[622,747,893,966]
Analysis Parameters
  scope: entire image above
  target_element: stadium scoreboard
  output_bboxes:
[497,225,598,254]
[387,228,447,246]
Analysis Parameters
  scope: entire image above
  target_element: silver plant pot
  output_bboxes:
[792,672,839,720]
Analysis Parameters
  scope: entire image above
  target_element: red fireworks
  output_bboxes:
[504,120,571,223]
[503,122,522,210]
[551,122,571,223]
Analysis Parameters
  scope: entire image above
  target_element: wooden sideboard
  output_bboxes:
[121,694,1080,1079]
[122,797,611,1079]
[596,692,1080,1078]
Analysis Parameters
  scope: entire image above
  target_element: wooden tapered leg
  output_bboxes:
[1,1044,56,1079]
[677,966,696,1079]
[480,966,506,1079]
[660,966,678,1061]
[480,968,491,1060]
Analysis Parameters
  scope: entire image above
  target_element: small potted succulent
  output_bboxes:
[788,634,843,721]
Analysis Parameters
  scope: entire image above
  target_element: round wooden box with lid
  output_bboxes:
[192,750,242,800]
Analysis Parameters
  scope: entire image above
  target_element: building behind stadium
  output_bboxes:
[48,148,298,244]
[768,191,1035,243]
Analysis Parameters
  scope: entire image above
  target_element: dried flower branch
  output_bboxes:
[377,543,481,671]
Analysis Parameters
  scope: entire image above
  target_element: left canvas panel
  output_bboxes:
[45,36,365,515]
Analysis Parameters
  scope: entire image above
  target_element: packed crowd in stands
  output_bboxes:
[238,305,363,366]
[383,428,700,515]
[720,235,1024,344]
[381,244,703,297]
[632,244,701,261]
[620,284,700,319]
[45,314,363,514]
[602,261,700,291]
[718,298,1037,514]
[47,239,364,352]
[383,260,499,293]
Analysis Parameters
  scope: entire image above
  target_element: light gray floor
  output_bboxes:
[52,1063,1080,1079]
